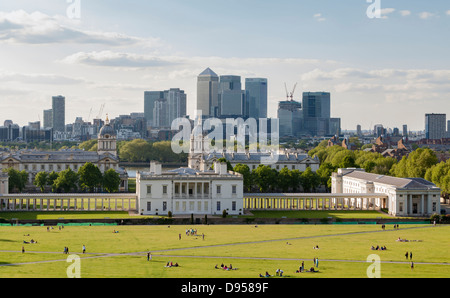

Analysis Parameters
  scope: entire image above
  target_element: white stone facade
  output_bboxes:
[137,161,244,216]
[332,168,441,217]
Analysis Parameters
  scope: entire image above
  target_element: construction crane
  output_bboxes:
[284,83,298,101]
[96,103,105,119]
[87,107,93,122]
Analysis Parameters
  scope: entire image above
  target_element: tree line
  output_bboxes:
[231,141,446,196]
[79,139,188,163]
[4,162,121,194]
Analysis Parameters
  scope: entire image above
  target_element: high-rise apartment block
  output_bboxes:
[52,95,65,133]
[145,89,187,128]
[43,109,53,129]
[425,113,446,140]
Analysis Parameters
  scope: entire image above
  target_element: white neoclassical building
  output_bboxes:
[137,161,244,216]
[332,168,441,217]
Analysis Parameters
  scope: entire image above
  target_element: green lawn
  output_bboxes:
[0,224,448,278]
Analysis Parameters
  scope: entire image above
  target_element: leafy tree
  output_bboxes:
[390,148,438,178]
[103,168,121,193]
[78,139,98,151]
[316,162,336,191]
[53,168,79,193]
[233,163,252,192]
[78,162,103,192]
[290,169,302,192]
[47,171,59,188]
[119,139,153,162]
[300,167,320,193]
[277,167,293,192]
[253,165,277,192]
[4,168,28,193]
[34,171,48,192]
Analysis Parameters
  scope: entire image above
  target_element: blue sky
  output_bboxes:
[0,0,449,131]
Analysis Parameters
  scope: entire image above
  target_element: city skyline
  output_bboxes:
[1,1,450,131]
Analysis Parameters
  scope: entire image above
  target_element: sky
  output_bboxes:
[0,0,450,132]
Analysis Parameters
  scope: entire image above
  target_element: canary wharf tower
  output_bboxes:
[196,68,219,118]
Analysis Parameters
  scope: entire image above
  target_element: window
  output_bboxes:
[232,185,237,194]
[433,202,437,212]
[216,201,221,211]
[147,185,152,194]
[216,185,221,194]
[147,202,151,211]
[163,185,167,194]
[163,201,167,211]
[399,202,403,212]
[232,201,236,211]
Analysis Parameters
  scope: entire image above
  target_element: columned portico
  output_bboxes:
[0,194,137,212]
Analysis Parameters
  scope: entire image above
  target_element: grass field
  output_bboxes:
[0,223,448,278]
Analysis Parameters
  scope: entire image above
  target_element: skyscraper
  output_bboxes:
[302,92,331,136]
[144,91,164,126]
[43,109,53,129]
[278,100,302,137]
[245,78,267,119]
[52,95,65,133]
[197,68,219,118]
[218,75,245,118]
[150,88,187,128]
[425,113,446,140]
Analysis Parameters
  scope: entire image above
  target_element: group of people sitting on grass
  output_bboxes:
[215,263,237,270]
[165,261,179,267]
[371,245,387,250]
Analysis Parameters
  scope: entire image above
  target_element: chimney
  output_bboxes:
[219,162,228,175]
[214,161,221,174]
[150,161,162,175]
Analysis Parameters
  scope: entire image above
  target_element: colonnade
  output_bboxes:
[244,194,387,211]
[0,194,138,212]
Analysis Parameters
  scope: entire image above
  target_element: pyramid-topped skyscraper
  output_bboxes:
[196,67,219,118]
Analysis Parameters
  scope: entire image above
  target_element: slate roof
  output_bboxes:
[0,149,118,163]
[342,169,439,190]
[203,152,318,163]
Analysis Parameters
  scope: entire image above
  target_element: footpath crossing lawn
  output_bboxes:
[0,224,448,278]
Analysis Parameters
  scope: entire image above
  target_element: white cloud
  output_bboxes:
[399,10,411,17]
[375,8,396,19]
[446,10,450,16]
[418,12,436,20]
[60,51,179,68]
[0,10,161,47]
[313,13,326,22]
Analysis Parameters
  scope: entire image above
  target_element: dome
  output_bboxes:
[98,116,116,137]
[99,124,115,137]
